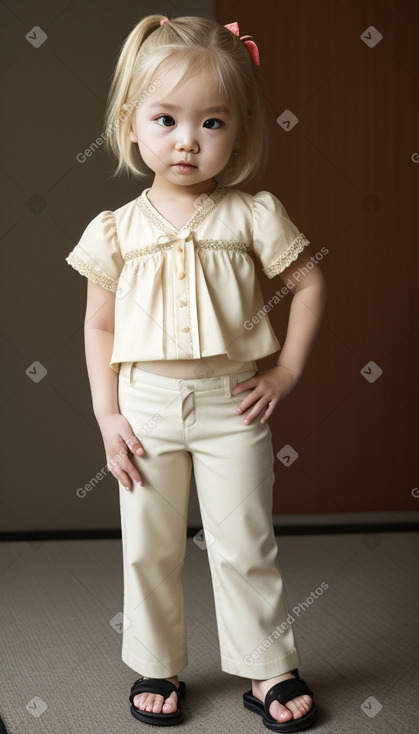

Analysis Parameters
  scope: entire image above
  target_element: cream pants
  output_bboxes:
[117,362,301,680]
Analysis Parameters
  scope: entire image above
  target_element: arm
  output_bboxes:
[232,252,328,424]
[84,280,144,489]
[84,281,119,420]
[274,255,328,379]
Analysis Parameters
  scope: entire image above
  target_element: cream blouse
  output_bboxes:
[65,184,310,374]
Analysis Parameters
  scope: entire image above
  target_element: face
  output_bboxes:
[129,61,242,191]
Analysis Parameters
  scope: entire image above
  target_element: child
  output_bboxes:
[66,14,327,731]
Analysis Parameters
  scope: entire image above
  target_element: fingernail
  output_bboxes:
[236,407,241,413]
[124,486,130,492]
[136,448,143,454]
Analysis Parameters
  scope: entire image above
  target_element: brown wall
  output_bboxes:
[0,0,216,533]
[216,0,418,514]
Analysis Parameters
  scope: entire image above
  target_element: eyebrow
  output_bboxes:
[148,103,231,115]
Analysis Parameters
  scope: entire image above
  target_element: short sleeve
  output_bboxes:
[65,210,124,294]
[252,191,310,278]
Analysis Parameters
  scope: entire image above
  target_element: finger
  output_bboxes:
[241,397,270,425]
[106,442,130,471]
[259,396,279,424]
[125,432,144,456]
[122,458,144,488]
[111,466,136,491]
[109,459,144,490]
[235,390,260,415]
[259,403,273,424]
[231,379,254,396]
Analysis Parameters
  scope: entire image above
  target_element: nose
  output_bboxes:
[175,126,199,153]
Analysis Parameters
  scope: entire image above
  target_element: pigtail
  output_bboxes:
[104,14,165,178]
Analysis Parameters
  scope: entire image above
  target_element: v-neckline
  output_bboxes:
[139,182,229,234]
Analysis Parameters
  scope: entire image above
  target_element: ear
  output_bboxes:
[129,119,138,143]
[126,110,138,143]
[118,105,138,143]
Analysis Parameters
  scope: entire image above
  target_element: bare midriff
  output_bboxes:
[134,353,257,378]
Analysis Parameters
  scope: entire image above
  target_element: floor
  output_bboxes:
[0,531,418,733]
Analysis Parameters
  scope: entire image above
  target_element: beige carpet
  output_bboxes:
[1,532,418,733]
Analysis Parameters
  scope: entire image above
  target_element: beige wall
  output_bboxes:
[1,0,417,533]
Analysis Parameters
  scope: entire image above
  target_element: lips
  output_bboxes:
[173,161,196,167]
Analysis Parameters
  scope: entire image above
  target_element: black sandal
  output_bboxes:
[129,677,186,726]
[243,669,317,732]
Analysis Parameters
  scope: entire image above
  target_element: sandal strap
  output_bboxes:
[129,677,180,705]
[264,673,314,717]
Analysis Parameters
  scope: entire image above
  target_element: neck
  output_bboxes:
[148,175,219,202]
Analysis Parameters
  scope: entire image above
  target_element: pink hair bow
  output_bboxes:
[224,21,260,66]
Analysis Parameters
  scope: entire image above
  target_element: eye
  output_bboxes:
[203,118,223,129]
[155,115,175,127]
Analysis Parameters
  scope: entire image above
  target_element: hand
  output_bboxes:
[97,413,145,491]
[230,366,299,425]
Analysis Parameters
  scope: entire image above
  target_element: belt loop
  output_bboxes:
[223,374,232,398]
[128,362,136,386]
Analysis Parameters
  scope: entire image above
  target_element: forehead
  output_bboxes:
[148,58,231,108]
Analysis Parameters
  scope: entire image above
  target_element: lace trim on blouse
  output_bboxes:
[65,252,118,294]
[135,184,231,235]
[263,233,310,278]
[124,238,253,262]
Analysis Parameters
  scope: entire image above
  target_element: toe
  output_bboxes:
[269,700,293,722]
[137,691,178,715]
[133,693,146,711]
[133,686,179,715]
[147,693,164,712]
[270,694,312,722]
[134,692,165,713]
[152,694,166,713]
[133,692,145,710]
[284,694,313,720]
[162,691,178,713]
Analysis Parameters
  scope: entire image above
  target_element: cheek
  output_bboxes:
[136,125,159,150]
[139,124,168,147]
[215,137,236,161]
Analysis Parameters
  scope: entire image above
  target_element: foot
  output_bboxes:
[133,675,180,715]
[252,671,313,723]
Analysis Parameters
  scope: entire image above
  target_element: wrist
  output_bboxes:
[274,363,303,381]
[94,407,120,424]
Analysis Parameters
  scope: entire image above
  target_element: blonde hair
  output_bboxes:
[104,14,269,187]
